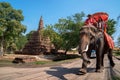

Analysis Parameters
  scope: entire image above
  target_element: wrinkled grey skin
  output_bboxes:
[78,25,115,74]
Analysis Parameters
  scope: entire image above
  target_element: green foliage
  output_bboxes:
[34,61,49,65]
[43,12,116,54]
[112,76,120,80]
[26,30,36,40]
[117,37,120,48]
[115,51,120,56]
[43,12,85,53]
[43,25,63,50]
[53,54,80,61]
[0,2,26,54]
[54,12,85,53]
[15,35,28,50]
[107,19,116,36]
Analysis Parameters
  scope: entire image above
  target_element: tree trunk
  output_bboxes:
[0,35,5,56]
[0,42,4,56]
[64,49,68,55]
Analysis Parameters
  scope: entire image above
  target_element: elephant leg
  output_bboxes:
[96,38,104,72]
[96,52,102,72]
[101,49,108,70]
[80,52,90,74]
[101,53,105,70]
[79,61,87,74]
[108,49,115,67]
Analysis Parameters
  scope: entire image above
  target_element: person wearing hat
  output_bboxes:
[84,13,108,32]
[84,14,97,26]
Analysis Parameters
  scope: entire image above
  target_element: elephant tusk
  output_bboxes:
[83,45,88,52]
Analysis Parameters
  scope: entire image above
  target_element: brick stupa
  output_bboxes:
[22,16,55,55]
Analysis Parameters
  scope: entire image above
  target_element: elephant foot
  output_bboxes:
[95,68,103,73]
[87,60,91,64]
[101,66,104,70]
[111,62,115,68]
[78,69,87,75]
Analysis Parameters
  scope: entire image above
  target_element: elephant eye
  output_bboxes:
[90,34,94,39]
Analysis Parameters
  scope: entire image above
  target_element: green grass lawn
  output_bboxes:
[112,76,120,80]
[114,50,120,56]
[0,54,80,68]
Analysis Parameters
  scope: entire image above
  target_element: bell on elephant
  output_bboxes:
[90,50,96,58]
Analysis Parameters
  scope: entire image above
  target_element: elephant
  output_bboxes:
[78,24,115,74]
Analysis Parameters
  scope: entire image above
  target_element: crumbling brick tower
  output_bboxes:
[22,16,54,55]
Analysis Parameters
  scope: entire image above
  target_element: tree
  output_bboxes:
[42,25,63,52]
[0,2,26,55]
[116,37,120,56]
[55,12,85,53]
[42,12,116,54]
[116,15,120,48]
[26,30,36,40]
[107,19,116,36]
[51,12,85,54]
[117,37,120,48]
[15,35,28,51]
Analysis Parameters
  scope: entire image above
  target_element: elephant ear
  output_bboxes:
[93,27,98,33]
[90,26,99,34]
[89,28,96,37]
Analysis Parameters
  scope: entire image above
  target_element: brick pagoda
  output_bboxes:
[22,16,55,55]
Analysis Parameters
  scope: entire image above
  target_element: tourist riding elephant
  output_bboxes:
[78,24,115,74]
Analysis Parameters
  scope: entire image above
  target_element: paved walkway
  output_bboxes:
[0,55,120,80]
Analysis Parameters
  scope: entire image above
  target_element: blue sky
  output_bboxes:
[0,0,120,42]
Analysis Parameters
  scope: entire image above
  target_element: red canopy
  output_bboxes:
[92,12,109,22]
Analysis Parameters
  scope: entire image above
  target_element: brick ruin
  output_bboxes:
[22,16,55,55]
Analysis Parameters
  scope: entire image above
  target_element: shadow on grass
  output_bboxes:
[52,54,81,61]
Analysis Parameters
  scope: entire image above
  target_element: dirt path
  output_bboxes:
[0,55,120,80]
